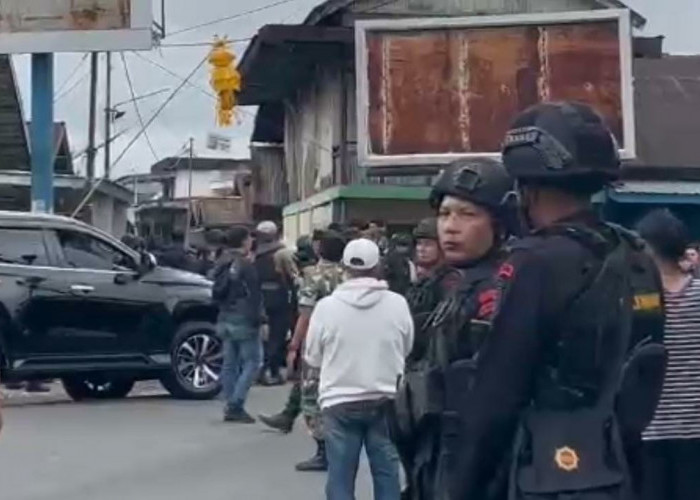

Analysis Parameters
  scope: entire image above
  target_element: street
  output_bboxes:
[0,384,372,500]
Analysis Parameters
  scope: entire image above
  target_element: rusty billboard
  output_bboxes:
[0,0,153,53]
[355,10,635,167]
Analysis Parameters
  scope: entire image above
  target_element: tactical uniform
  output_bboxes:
[298,260,346,440]
[394,159,514,500]
[446,103,666,500]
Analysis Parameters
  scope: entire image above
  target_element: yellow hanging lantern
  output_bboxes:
[208,37,241,127]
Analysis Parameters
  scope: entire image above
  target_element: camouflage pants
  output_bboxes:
[301,361,323,440]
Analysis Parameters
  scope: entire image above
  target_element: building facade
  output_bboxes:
[238,0,647,240]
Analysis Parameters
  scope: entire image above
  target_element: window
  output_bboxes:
[56,230,135,271]
[0,228,49,266]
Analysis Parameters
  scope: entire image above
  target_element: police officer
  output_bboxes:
[412,218,442,281]
[395,158,514,500]
[445,102,666,500]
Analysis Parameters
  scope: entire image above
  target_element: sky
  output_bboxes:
[10,0,700,181]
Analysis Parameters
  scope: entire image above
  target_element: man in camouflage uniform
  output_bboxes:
[260,229,346,472]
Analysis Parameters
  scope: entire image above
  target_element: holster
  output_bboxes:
[509,408,632,500]
[616,342,667,436]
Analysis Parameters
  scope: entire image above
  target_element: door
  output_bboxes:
[44,228,170,357]
[0,226,77,364]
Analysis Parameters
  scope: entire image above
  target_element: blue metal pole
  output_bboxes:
[30,53,54,213]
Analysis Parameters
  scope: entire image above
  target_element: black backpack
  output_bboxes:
[212,255,248,306]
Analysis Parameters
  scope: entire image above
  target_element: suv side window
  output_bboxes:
[0,228,49,266]
[56,230,135,271]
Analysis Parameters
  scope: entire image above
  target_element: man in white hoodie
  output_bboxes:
[305,238,414,500]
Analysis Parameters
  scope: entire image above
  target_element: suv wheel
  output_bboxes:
[160,321,222,400]
[62,376,135,401]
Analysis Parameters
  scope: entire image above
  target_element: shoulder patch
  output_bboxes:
[476,288,499,319]
[633,293,661,312]
[498,263,515,280]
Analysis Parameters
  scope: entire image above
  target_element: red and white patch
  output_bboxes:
[477,288,498,319]
[497,263,515,280]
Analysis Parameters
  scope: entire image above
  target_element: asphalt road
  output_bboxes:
[0,384,373,500]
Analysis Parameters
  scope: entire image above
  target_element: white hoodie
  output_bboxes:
[305,277,414,410]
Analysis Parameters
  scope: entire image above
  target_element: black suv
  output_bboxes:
[0,211,222,401]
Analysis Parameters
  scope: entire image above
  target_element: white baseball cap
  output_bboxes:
[343,238,381,270]
[256,220,278,236]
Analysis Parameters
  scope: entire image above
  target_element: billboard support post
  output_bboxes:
[30,53,54,214]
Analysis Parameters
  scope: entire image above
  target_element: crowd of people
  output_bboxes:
[116,101,695,500]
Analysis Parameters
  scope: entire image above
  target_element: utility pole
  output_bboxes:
[184,138,194,249]
[86,52,99,182]
[104,52,112,179]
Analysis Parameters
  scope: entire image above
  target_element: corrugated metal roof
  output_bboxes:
[303,0,646,26]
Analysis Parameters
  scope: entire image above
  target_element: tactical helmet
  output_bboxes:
[390,232,413,249]
[429,158,514,213]
[413,218,438,241]
[502,102,620,183]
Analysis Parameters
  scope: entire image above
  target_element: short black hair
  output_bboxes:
[226,226,251,249]
[327,222,343,232]
[348,219,369,231]
[312,229,325,242]
[637,209,689,262]
[319,230,346,263]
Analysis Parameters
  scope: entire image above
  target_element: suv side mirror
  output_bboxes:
[138,251,157,275]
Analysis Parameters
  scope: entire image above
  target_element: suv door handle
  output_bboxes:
[70,285,95,294]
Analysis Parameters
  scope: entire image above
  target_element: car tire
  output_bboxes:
[160,321,222,400]
[62,376,135,401]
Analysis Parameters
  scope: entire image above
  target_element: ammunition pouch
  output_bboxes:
[404,367,444,429]
[510,409,631,500]
[616,341,667,436]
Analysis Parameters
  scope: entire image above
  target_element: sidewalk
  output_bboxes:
[1,381,168,407]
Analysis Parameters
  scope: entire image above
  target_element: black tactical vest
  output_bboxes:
[255,245,289,311]
[509,224,666,500]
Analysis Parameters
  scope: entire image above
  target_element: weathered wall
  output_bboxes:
[344,0,598,22]
[251,143,289,207]
[284,0,610,203]
[284,63,344,203]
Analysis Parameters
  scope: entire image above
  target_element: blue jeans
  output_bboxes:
[221,335,262,412]
[323,400,401,500]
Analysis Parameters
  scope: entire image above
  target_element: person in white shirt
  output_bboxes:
[305,238,414,500]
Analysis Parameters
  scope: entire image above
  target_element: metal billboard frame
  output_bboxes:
[355,9,635,168]
[0,0,154,53]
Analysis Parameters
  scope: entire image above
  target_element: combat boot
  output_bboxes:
[259,411,295,433]
[295,440,327,472]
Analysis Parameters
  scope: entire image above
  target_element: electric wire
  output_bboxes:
[167,0,300,37]
[54,53,89,97]
[130,51,334,154]
[71,55,209,218]
[121,53,159,162]
[158,38,252,48]
[54,67,90,103]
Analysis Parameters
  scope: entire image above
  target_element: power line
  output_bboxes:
[168,0,299,37]
[71,55,209,218]
[54,53,89,96]
[54,68,90,103]
[158,38,252,48]
[121,53,159,162]
[132,52,214,100]
[132,51,334,154]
